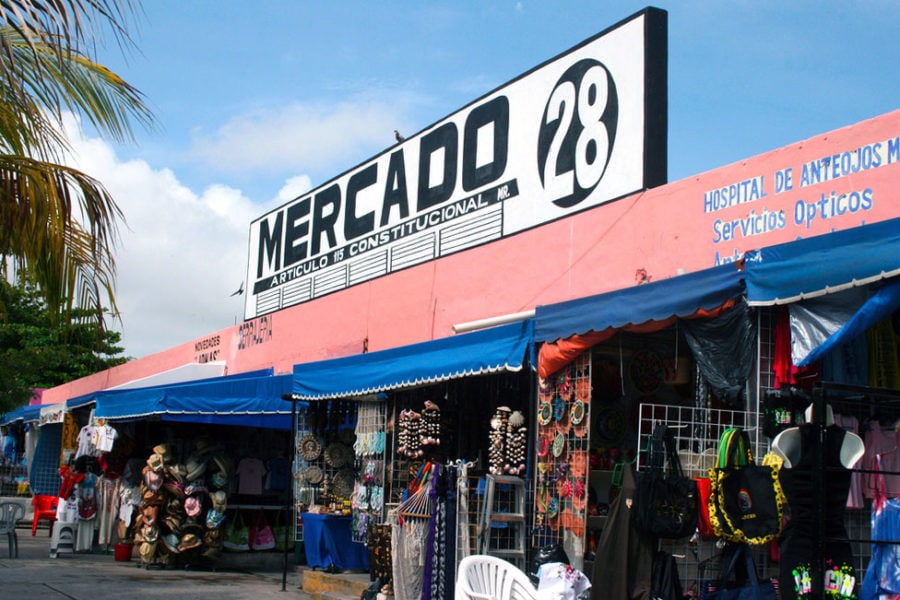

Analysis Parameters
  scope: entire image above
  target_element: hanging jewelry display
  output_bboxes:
[487,406,509,475]
[420,400,441,448]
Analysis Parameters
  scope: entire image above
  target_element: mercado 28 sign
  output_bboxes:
[244,8,667,319]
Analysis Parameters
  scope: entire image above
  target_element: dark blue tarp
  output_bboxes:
[745,218,900,305]
[533,263,745,343]
[292,320,534,401]
[81,370,297,429]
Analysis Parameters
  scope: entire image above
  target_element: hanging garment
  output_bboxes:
[861,456,900,600]
[423,465,457,600]
[236,457,266,495]
[590,462,655,600]
[96,477,119,545]
[778,424,855,600]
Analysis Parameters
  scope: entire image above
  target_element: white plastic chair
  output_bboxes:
[0,501,25,558]
[455,554,540,600]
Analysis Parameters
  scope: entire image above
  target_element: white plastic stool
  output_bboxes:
[50,521,76,558]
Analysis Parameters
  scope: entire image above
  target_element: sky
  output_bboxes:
[62,1,900,360]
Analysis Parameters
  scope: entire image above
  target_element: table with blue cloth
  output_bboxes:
[301,512,369,571]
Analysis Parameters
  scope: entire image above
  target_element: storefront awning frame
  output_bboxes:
[291,320,534,401]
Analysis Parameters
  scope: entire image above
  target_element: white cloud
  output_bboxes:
[61,115,287,359]
[187,96,418,177]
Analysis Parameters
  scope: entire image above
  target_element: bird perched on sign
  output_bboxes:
[394,130,405,143]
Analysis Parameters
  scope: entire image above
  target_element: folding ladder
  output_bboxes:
[478,474,527,568]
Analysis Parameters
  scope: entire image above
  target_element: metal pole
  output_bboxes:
[280,394,299,592]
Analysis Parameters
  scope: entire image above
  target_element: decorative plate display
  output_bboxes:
[324,443,351,468]
[553,395,566,421]
[629,349,664,394]
[538,401,552,426]
[298,435,322,462]
[551,432,567,458]
[304,465,324,484]
[332,469,355,499]
[570,398,586,425]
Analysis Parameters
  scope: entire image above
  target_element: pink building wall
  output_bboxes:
[39,109,900,405]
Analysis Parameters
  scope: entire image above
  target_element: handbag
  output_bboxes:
[223,510,250,552]
[633,423,700,539]
[273,510,295,552]
[651,550,684,600]
[528,542,570,584]
[695,476,716,538]
[250,510,276,551]
[708,428,785,545]
[703,543,777,600]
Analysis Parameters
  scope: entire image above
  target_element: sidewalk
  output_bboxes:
[0,525,314,599]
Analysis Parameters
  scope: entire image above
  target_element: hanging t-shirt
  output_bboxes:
[75,425,99,459]
[93,423,118,453]
[863,424,900,499]
[236,457,266,495]
[265,457,291,491]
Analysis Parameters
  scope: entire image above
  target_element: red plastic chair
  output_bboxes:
[31,494,58,536]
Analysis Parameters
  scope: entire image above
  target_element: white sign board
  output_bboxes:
[245,8,667,319]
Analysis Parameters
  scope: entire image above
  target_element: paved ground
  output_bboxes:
[0,526,314,599]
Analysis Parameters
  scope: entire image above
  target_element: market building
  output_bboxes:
[2,7,899,599]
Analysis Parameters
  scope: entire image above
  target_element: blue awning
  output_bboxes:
[0,404,41,426]
[745,218,900,305]
[82,370,297,429]
[291,320,534,401]
[534,263,745,343]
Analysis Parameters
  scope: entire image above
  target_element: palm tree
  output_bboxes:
[0,0,153,327]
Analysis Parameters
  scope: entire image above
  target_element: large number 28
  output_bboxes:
[538,59,618,208]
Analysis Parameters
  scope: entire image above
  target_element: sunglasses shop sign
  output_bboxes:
[244,8,667,320]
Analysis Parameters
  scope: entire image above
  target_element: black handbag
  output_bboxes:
[528,543,570,584]
[709,429,785,545]
[633,424,700,539]
[651,550,684,600]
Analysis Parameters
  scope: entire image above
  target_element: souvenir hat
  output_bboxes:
[142,504,159,527]
[166,496,184,516]
[141,524,159,543]
[211,490,227,512]
[194,437,213,454]
[212,453,232,475]
[167,463,188,483]
[186,455,207,481]
[139,540,158,563]
[143,465,163,491]
[178,533,202,552]
[147,452,165,473]
[162,533,181,554]
[204,526,223,546]
[210,470,228,489]
[184,496,202,517]
[185,481,207,497]
[142,486,164,505]
[164,479,185,499]
[153,443,170,456]
[181,518,203,534]
[206,508,225,529]
[163,514,182,534]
